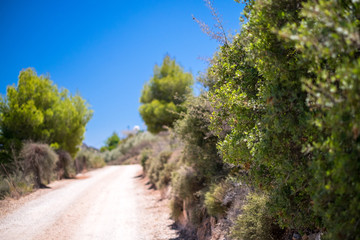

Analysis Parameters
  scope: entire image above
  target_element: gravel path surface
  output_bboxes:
[0,165,179,240]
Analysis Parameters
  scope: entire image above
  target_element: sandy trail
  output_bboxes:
[0,165,179,240]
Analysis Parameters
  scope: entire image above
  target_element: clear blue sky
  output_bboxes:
[0,0,243,149]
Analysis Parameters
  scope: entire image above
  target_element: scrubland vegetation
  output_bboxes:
[1,0,359,239]
[101,130,158,164]
[0,68,97,198]
[138,1,360,239]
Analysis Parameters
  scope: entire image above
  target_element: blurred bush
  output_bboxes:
[230,193,278,240]
[20,142,57,188]
[147,151,172,188]
[170,196,184,221]
[204,180,233,217]
[171,166,200,200]
[75,145,105,172]
[55,149,73,179]
[140,148,152,170]
[0,173,33,199]
[139,55,193,133]
[103,131,157,164]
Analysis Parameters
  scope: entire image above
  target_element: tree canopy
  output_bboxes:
[0,68,93,160]
[139,55,193,133]
[100,132,120,152]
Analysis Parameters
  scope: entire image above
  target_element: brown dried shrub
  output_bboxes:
[20,142,57,188]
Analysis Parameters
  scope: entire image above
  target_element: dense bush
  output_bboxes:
[139,55,193,133]
[75,145,105,171]
[230,193,275,240]
[88,155,106,168]
[20,142,57,188]
[55,149,73,179]
[165,93,228,233]
[147,150,172,188]
[170,196,184,221]
[204,180,232,217]
[100,132,120,152]
[210,0,316,231]
[207,0,360,238]
[0,68,93,162]
[157,160,177,189]
[171,166,200,200]
[140,148,152,170]
[175,95,223,182]
[280,1,360,238]
[0,173,33,199]
[137,1,360,238]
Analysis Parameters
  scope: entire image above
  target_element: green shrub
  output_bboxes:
[0,177,8,198]
[280,1,360,238]
[147,150,172,187]
[208,0,317,232]
[75,148,90,172]
[205,180,232,217]
[0,68,93,161]
[139,55,193,133]
[20,142,57,188]
[103,148,123,163]
[230,193,275,240]
[206,0,360,237]
[88,155,106,168]
[174,95,223,183]
[170,196,183,221]
[188,202,204,225]
[171,166,200,199]
[6,174,33,198]
[140,148,152,170]
[103,131,156,163]
[157,161,177,189]
[0,173,34,199]
[171,193,203,225]
[75,146,105,171]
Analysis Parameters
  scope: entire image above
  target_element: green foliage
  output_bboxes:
[139,55,193,133]
[101,132,120,152]
[175,95,223,182]
[171,166,200,200]
[279,1,360,238]
[75,146,105,170]
[89,155,106,168]
[147,150,172,188]
[140,148,152,170]
[0,68,93,161]
[20,142,58,188]
[136,1,360,237]
[208,0,317,232]
[204,180,231,217]
[157,160,177,189]
[230,193,275,240]
[103,131,156,163]
[168,88,225,230]
[0,173,34,199]
[207,0,360,238]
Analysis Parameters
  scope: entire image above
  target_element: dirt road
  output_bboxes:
[0,165,179,240]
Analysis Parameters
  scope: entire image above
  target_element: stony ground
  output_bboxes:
[0,165,180,240]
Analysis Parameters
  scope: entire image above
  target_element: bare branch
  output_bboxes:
[192,0,229,45]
